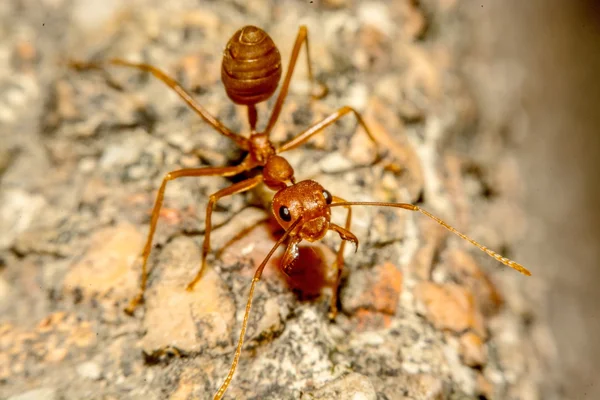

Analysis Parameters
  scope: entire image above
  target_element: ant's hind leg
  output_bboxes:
[264,25,327,136]
[276,106,387,164]
[124,164,249,315]
[69,59,249,150]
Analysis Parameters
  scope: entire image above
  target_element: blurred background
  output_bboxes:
[468,1,600,398]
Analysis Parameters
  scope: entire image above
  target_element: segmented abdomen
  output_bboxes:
[221,26,282,105]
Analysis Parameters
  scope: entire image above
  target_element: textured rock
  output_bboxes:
[0,0,554,399]
[141,237,235,355]
[0,189,47,250]
[341,262,404,331]
[1,313,96,382]
[445,248,504,317]
[414,282,486,338]
[459,331,487,368]
[76,361,102,380]
[62,222,144,304]
[8,388,57,400]
[304,373,377,400]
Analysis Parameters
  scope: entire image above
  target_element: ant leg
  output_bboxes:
[69,59,249,150]
[276,106,384,162]
[124,164,252,315]
[213,217,303,400]
[186,175,264,291]
[327,196,358,320]
[264,25,326,135]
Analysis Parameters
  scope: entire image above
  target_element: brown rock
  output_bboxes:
[169,364,201,400]
[306,372,377,400]
[342,262,403,331]
[414,282,486,338]
[403,374,445,400]
[476,371,494,399]
[175,53,219,93]
[0,313,96,380]
[445,248,504,316]
[343,262,403,315]
[141,237,235,354]
[353,308,393,332]
[378,373,446,399]
[459,331,487,368]
[63,222,144,304]
[396,0,428,40]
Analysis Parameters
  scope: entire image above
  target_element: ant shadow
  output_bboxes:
[219,215,335,305]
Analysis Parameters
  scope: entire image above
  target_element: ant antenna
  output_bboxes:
[214,217,303,400]
[329,202,531,276]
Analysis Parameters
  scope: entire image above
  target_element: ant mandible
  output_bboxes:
[71,25,531,400]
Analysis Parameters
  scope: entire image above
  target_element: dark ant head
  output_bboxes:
[272,180,332,241]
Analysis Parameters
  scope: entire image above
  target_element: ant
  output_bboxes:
[71,25,531,399]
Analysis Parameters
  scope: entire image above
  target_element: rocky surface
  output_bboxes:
[0,1,557,399]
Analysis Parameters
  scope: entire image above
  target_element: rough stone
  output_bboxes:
[445,248,504,317]
[76,361,102,380]
[377,373,446,400]
[62,222,144,304]
[459,331,487,368]
[0,188,47,250]
[141,237,235,354]
[304,372,377,400]
[1,313,96,382]
[342,262,403,330]
[8,388,57,400]
[414,282,486,338]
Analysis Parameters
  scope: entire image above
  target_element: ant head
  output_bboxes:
[272,180,333,242]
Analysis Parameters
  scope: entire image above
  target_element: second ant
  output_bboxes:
[71,24,531,400]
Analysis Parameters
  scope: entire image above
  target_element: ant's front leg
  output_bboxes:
[125,164,252,315]
[280,237,303,276]
[327,196,358,320]
[185,175,263,291]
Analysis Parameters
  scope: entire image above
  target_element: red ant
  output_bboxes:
[71,25,531,399]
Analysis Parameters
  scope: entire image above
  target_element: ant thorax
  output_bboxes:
[248,133,276,164]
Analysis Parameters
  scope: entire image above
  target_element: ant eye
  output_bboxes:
[323,190,332,205]
[279,205,292,222]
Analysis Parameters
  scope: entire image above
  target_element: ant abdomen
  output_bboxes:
[221,25,282,105]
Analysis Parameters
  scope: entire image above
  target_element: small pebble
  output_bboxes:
[76,361,102,380]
